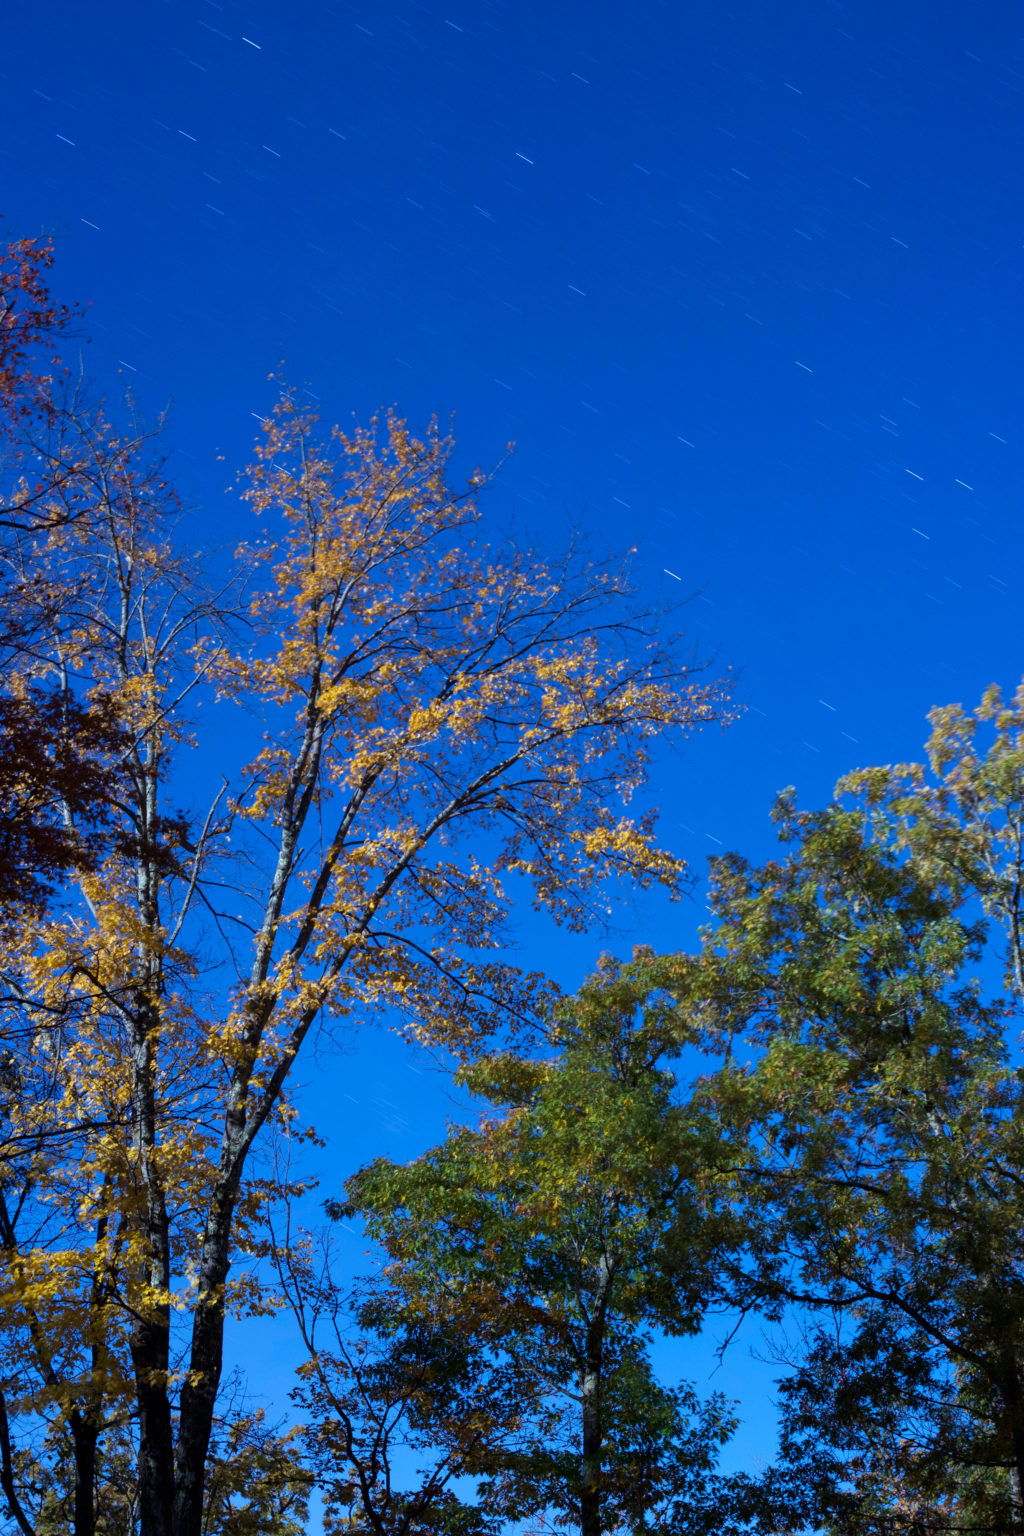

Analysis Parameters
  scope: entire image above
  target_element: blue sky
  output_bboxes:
[5,0,1023,1478]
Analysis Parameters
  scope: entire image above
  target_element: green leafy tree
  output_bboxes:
[323,950,747,1536]
[690,682,1024,1535]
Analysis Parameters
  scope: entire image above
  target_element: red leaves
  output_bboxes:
[0,227,79,418]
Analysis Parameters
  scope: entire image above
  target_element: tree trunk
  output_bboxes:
[1010,1424,1024,1536]
[69,1413,98,1536]
[580,1357,602,1536]
[579,1255,612,1536]
[999,1369,1024,1536]
[134,1350,175,1536]
[131,1002,175,1536]
[0,1390,34,1536]
[171,1158,242,1536]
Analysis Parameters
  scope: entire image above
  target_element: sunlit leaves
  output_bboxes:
[0,280,731,1533]
[690,680,1024,1534]
[332,950,746,1536]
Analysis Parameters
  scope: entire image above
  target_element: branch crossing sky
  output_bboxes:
[4,0,1022,1445]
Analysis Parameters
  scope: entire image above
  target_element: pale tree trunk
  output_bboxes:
[580,1354,603,1536]
[579,1255,613,1536]
[1010,1426,1024,1536]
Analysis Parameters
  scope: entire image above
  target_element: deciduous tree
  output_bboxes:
[0,232,136,914]
[691,685,1024,1535]
[320,950,745,1536]
[0,340,731,1536]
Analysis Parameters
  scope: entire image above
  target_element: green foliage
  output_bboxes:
[688,682,1024,1535]
[327,949,748,1536]
[4,1405,310,1536]
[289,1279,522,1536]
[839,680,1024,1005]
[191,1409,309,1536]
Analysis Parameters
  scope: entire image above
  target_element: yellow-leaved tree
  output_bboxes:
[0,261,733,1536]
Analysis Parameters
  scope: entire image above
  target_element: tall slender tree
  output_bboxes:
[0,305,732,1535]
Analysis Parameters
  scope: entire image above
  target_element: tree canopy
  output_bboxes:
[684,688,1024,1536]
[4,229,1024,1536]
[319,950,746,1536]
[0,234,732,1536]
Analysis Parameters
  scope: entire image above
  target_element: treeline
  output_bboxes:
[0,232,1021,1536]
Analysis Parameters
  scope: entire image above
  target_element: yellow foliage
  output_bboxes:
[0,389,732,1515]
